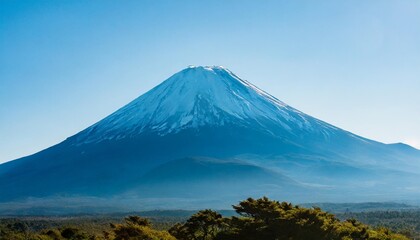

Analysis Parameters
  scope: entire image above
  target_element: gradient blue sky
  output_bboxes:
[1,0,419,163]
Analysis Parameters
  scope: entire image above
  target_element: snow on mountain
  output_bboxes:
[75,66,340,144]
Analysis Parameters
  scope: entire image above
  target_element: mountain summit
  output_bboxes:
[1,66,419,213]
[75,66,335,144]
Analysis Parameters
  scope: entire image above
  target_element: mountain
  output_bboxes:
[1,66,419,213]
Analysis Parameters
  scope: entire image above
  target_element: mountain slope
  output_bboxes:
[128,157,306,199]
[0,66,419,211]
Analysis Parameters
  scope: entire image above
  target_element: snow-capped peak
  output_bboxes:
[74,66,337,144]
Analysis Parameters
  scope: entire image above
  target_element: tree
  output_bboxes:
[217,197,338,239]
[124,216,152,227]
[61,227,89,240]
[112,215,175,240]
[169,209,224,240]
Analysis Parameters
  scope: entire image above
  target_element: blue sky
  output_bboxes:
[1,0,419,163]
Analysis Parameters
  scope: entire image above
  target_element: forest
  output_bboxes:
[1,197,418,240]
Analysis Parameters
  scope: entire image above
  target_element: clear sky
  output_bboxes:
[1,0,419,163]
